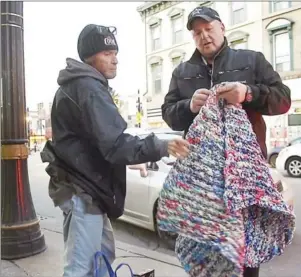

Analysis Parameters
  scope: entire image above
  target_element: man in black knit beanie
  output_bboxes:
[41,24,189,277]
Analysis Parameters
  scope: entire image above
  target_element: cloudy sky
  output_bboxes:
[24,2,144,110]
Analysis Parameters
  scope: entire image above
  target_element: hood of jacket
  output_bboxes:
[57,58,108,87]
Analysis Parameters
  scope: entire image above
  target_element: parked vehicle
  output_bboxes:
[276,143,301,178]
[119,131,294,244]
[268,137,301,167]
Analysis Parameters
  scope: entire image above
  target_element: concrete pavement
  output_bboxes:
[1,222,187,277]
[2,214,300,277]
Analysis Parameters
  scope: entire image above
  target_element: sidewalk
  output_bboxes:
[1,227,187,277]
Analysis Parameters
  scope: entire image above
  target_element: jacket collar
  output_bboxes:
[189,37,229,65]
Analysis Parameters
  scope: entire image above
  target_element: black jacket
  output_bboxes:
[162,42,291,158]
[41,58,168,219]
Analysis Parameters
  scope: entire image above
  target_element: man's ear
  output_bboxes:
[220,22,225,34]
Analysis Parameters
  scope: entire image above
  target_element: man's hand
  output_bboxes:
[167,138,190,159]
[216,82,247,104]
[190,89,211,114]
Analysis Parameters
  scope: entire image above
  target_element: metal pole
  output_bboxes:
[1,1,46,259]
[137,90,141,128]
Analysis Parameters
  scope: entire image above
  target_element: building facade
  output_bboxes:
[261,1,301,148]
[137,1,301,149]
[36,101,53,139]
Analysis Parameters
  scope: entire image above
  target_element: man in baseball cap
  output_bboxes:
[186,6,222,30]
[162,6,290,277]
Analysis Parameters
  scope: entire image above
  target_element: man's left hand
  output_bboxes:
[216,82,247,105]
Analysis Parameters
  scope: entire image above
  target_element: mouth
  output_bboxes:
[203,42,212,47]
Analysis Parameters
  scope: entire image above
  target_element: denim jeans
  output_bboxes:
[59,195,116,277]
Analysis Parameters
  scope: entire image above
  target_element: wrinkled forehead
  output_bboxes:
[191,19,220,32]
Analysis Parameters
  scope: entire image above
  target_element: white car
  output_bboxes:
[276,143,301,178]
[119,132,294,239]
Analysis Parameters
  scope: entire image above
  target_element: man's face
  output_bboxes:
[191,19,225,60]
[93,50,118,79]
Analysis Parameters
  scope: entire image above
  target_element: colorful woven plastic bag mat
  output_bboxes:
[156,82,296,277]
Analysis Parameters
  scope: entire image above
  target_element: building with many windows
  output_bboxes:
[137,1,301,148]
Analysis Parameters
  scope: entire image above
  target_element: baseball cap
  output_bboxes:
[77,24,118,61]
[187,6,221,30]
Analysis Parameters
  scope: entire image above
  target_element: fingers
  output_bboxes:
[168,139,190,159]
[193,93,209,101]
[192,90,210,110]
[216,83,236,95]
[194,89,211,96]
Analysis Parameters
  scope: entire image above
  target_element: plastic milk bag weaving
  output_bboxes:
[156,82,296,277]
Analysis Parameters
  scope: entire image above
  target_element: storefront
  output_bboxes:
[264,77,301,150]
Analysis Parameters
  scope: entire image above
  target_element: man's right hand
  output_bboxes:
[167,138,190,159]
[190,89,211,114]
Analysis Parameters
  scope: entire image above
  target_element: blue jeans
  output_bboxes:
[59,195,116,277]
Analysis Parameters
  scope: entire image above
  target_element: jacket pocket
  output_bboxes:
[215,66,254,85]
[177,73,210,98]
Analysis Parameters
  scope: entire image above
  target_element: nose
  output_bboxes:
[112,56,118,65]
[200,31,209,41]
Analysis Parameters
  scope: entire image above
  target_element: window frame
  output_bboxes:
[269,0,292,13]
[266,18,294,72]
[227,30,249,50]
[170,13,184,45]
[147,17,162,52]
[229,1,247,26]
[150,62,162,95]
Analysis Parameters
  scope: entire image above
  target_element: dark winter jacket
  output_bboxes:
[162,41,291,159]
[41,58,168,219]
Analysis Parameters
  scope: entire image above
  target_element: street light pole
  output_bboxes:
[1,1,46,259]
[136,90,142,128]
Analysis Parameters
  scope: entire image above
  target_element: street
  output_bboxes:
[28,152,301,277]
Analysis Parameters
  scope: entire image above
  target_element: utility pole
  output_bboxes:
[1,1,46,259]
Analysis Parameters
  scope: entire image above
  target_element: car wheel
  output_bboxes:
[269,154,278,168]
[287,157,301,178]
[154,201,177,250]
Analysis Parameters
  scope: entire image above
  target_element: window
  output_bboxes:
[171,15,183,45]
[151,63,162,94]
[266,18,293,72]
[271,1,291,13]
[230,39,247,49]
[227,31,249,50]
[273,32,291,72]
[288,114,301,126]
[150,24,161,51]
[172,56,182,69]
[231,2,246,25]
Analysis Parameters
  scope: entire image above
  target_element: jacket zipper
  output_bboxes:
[210,43,227,87]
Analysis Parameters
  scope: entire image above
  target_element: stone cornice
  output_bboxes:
[137,1,182,18]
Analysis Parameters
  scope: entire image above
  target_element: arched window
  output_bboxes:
[227,30,249,49]
[266,18,294,72]
[147,17,162,51]
[167,8,184,45]
[148,56,163,94]
[168,49,186,69]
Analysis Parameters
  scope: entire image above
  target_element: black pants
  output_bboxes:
[243,267,260,277]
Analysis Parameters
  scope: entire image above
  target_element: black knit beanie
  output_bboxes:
[77,24,119,61]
